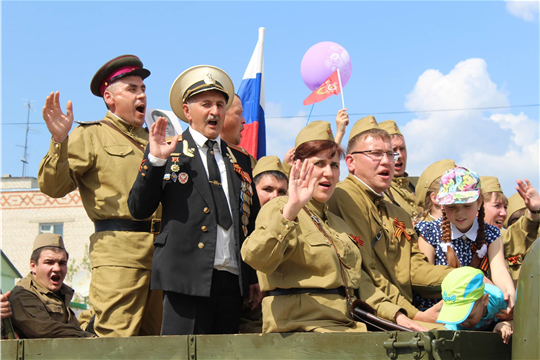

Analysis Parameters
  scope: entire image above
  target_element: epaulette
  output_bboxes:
[166,134,183,144]
[75,120,101,126]
[226,142,250,156]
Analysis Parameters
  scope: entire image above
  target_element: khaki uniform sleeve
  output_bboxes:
[38,127,94,198]
[241,198,299,274]
[503,215,540,256]
[410,239,452,294]
[10,290,94,338]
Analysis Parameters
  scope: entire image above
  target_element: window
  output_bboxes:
[39,223,63,237]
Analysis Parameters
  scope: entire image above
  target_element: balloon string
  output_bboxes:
[306,104,315,126]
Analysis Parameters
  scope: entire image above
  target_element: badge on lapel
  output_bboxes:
[179,172,189,184]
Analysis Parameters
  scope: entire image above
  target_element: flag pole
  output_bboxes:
[337,67,345,109]
[306,104,315,126]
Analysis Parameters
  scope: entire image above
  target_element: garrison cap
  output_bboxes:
[253,156,288,179]
[295,121,334,148]
[415,159,456,208]
[90,55,150,97]
[348,115,379,141]
[32,233,65,252]
[480,176,503,195]
[170,65,234,123]
[379,120,402,136]
[504,193,526,229]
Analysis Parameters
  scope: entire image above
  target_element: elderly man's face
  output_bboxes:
[345,135,395,193]
[221,96,245,145]
[391,135,408,177]
[183,90,227,140]
[104,76,147,127]
[30,249,68,293]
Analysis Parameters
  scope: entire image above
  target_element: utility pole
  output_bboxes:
[20,100,34,177]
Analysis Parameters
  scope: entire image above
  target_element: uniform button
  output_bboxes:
[391,240,395,244]
[203,207,210,214]
[201,226,208,232]
[278,234,283,240]
[285,224,289,230]
[326,240,331,245]
[141,173,146,177]
[54,143,60,149]
[144,165,148,170]
[119,151,124,155]
[198,242,205,249]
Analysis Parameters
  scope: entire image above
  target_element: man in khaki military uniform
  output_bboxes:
[37,55,162,337]
[10,234,95,338]
[499,182,540,286]
[415,159,456,223]
[379,120,420,219]
[328,116,452,330]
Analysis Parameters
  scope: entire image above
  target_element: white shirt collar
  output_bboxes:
[353,175,385,197]
[189,127,222,151]
[450,218,479,241]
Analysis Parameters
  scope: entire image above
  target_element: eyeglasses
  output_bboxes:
[350,150,399,162]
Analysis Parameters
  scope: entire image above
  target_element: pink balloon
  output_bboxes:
[301,42,352,91]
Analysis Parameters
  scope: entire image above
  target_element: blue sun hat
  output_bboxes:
[435,166,481,205]
[437,267,485,325]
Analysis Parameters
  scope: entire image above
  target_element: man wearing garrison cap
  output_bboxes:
[38,55,162,337]
[378,120,420,218]
[9,234,95,338]
[328,115,452,331]
[129,65,261,335]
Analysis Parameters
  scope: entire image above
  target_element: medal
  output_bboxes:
[164,173,171,181]
[171,172,178,182]
[242,202,250,213]
[171,164,180,173]
[242,225,248,237]
[179,172,189,184]
[242,213,249,226]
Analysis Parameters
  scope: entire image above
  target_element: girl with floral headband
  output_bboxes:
[413,167,515,314]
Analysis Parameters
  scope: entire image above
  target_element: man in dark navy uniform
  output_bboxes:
[128,65,260,335]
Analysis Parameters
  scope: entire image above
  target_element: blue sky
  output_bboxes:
[2,0,539,197]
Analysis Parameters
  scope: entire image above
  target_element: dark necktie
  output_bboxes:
[205,140,233,229]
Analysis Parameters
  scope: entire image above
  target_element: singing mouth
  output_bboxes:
[135,104,145,114]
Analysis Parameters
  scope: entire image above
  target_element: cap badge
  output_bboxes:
[204,73,216,85]
[370,118,376,123]
[394,125,398,131]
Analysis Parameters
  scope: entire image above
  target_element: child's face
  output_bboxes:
[459,293,489,329]
[444,198,482,233]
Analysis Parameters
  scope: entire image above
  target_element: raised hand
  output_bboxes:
[334,108,349,146]
[42,91,74,143]
[148,117,179,159]
[282,159,318,221]
[516,179,540,214]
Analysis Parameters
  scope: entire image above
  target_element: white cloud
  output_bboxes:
[402,58,539,195]
[506,0,539,22]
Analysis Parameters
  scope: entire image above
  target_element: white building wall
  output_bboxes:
[1,187,94,281]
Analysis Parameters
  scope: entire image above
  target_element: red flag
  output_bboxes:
[303,69,341,106]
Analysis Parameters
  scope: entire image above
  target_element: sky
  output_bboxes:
[2,0,539,197]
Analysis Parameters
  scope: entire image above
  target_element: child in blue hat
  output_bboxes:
[437,267,513,344]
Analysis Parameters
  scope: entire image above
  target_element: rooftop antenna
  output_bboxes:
[19,100,35,177]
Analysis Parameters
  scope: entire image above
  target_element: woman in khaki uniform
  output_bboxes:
[242,121,397,333]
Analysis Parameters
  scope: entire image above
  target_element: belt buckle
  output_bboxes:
[151,219,161,234]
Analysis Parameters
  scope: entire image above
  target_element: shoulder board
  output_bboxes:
[75,120,101,126]
[226,142,250,156]
[166,135,183,144]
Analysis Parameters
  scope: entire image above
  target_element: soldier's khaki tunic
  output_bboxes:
[242,197,395,333]
[10,273,94,338]
[384,174,420,219]
[37,111,162,337]
[502,215,540,286]
[328,175,452,321]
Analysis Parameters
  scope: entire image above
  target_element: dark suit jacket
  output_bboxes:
[128,129,260,297]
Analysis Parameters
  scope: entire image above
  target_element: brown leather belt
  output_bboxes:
[94,219,161,234]
[267,287,346,297]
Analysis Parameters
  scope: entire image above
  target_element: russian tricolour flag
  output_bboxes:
[238,27,266,159]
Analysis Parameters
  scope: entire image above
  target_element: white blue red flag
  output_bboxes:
[238,27,266,159]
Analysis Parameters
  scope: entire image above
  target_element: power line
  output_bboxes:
[1,103,538,124]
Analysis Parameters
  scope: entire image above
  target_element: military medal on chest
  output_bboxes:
[227,148,253,237]
[170,153,181,173]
